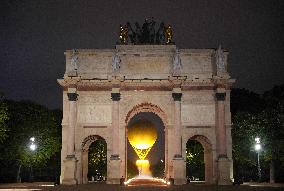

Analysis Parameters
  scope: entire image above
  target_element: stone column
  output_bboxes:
[216,92,227,157]
[172,92,186,185]
[67,93,77,156]
[172,93,182,158]
[111,92,120,158]
[215,91,231,185]
[62,92,78,185]
[108,92,121,184]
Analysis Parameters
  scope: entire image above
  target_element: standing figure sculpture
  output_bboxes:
[127,22,136,44]
[71,49,78,71]
[142,19,150,43]
[165,25,173,44]
[156,22,165,44]
[215,45,225,73]
[119,24,128,44]
[149,17,156,44]
[112,51,121,72]
[172,48,182,75]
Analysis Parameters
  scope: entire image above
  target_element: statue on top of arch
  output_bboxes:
[118,18,174,45]
[215,45,229,78]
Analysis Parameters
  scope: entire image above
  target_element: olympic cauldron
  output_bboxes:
[127,120,157,177]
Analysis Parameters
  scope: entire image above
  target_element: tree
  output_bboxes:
[231,85,284,182]
[186,140,204,180]
[0,100,62,182]
[88,139,107,178]
[0,94,9,143]
[262,85,284,182]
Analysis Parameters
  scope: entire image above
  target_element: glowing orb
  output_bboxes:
[128,120,157,160]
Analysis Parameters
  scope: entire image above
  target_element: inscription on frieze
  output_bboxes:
[78,105,111,124]
[122,57,170,73]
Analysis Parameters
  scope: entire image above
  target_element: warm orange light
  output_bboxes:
[136,160,151,176]
[128,120,157,160]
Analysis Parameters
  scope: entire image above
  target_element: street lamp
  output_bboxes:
[254,137,261,182]
[29,137,37,182]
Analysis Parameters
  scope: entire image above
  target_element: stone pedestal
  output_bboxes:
[107,156,121,184]
[82,151,88,184]
[172,157,186,185]
[217,157,232,185]
[62,156,78,185]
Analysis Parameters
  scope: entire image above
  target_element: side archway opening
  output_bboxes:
[186,135,213,184]
[81,135,107,184]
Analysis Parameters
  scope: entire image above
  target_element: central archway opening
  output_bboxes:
[127,112,165,180]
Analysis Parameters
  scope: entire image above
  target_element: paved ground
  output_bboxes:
[0,182,284,191]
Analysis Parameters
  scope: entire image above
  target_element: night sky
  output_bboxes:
[1,0,284,109]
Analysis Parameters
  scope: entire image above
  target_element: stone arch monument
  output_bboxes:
[57,45,235,185]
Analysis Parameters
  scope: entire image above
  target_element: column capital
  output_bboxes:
[67,93,78,101]
[218,154,228,159]
[172,93,182,101]
[111,93,121,101]
[215,92,226,101]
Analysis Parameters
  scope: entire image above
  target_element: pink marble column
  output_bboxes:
[172,93,182,158]
[67,93,77,157]
[216,92,227,157]
[111,93,120,159]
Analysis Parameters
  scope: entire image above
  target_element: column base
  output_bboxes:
[107,155,121,184]
[217,156,232,185]
[62,155,78,185]
[172,156,186,185]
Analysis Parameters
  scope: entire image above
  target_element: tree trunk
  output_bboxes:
[16,164,21,183]
[270,160,275,183]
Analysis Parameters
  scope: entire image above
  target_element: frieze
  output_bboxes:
[78,105,112,124]
[79,95,111,104]
[181,104,215,125]
[182,93,215,104]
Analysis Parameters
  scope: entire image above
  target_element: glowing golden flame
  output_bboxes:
[128,120,157,160]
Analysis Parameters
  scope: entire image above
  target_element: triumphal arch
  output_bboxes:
[58,25,235,185]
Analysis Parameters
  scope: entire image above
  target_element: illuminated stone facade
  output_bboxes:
[57,45,235,185]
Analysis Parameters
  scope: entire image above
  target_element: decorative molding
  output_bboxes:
[172,93,182,101]
[67,93,78,101]
[83,126,107,128]
[66,154,76,159]
[185,126,212,128]
[125,102,168,125]
[81,135,105,152]
[173,154,183,159]
[111,93,121,101]
[110,154,120,160]
[218,154,228,159]
[215,92,226,101]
